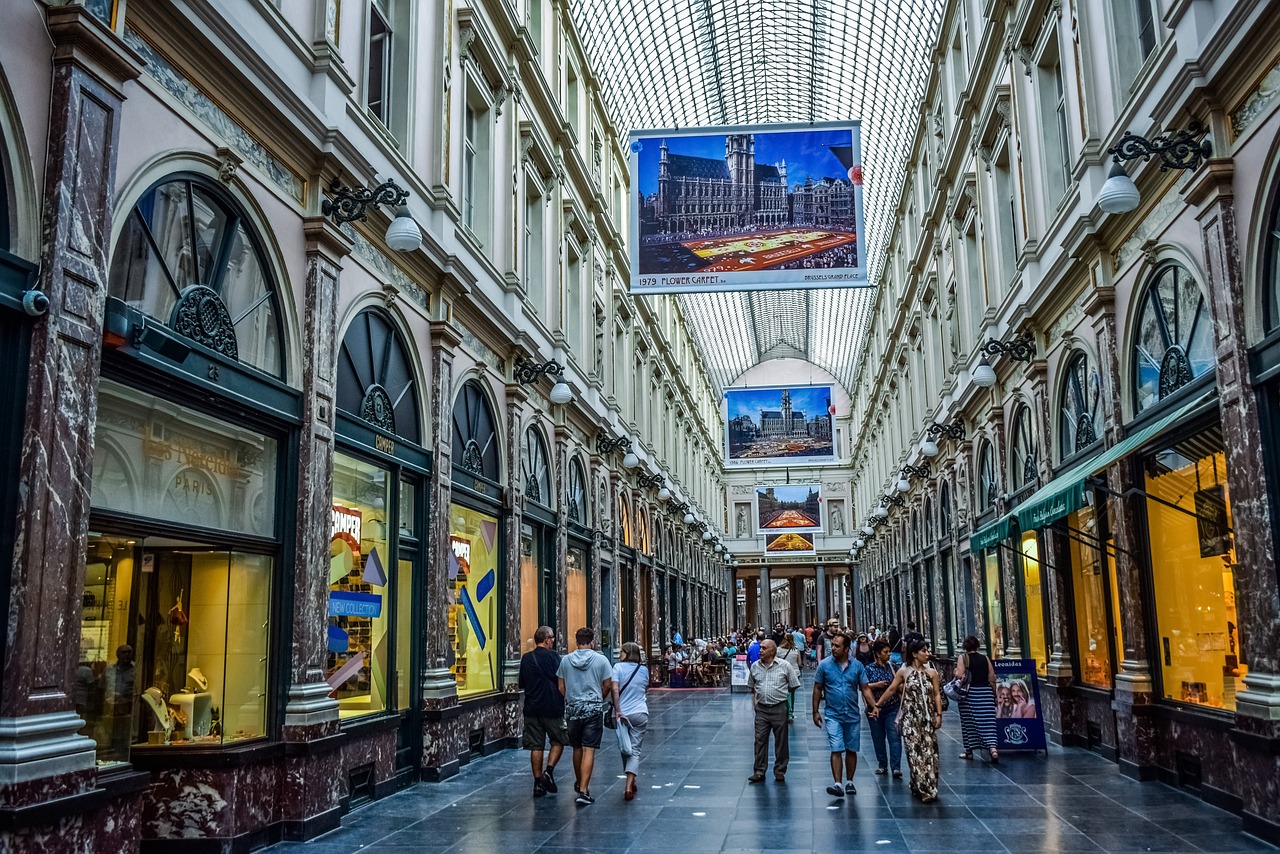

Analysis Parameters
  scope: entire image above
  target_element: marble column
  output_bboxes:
[815,564,829,625]
[0,4,141,807]
[727,567,737,630]
[649,566,663,658]
[758,567,771,629]
[502,384,530,687]
[554,428,571,648]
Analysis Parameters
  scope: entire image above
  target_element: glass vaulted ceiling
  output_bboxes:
[570,0,945,394]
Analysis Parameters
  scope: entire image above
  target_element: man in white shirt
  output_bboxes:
[747,640,800,783]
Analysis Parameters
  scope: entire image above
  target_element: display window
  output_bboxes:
[520,523,547,653]
[449,503,500,696]
[1066,505,1120,689]
[567,546,588,633]
[80,380,278,764]
[329,452,416,719]
[1143,426,1246,711]
[983,550,1005,658]
[1019,531,1048,675]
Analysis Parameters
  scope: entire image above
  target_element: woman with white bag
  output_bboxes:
[612,642,649,801]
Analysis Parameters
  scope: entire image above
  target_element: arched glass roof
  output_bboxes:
[571,0,944,393]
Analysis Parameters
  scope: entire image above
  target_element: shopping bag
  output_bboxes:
[616,721,632,756]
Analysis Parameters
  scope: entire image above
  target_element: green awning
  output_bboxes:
[1014,389,1216,532]
[969,513,1014,551]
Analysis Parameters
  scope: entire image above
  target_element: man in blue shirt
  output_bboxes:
[746,630,764,664]
[812,632,878,797]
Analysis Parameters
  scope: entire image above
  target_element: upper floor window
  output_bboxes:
[1133,263,1213,414]
[1060,351,1101,460]
[1037,52,1071,203]
[521,427,551,506]
[1135,0,1158,59]
[452,380,500,482]
[462,96,492,240]
[366,3,391,126]
[568,458,588,525]
[108,176,284,377]
[1009,404,1037,492]
[977,440,998,513]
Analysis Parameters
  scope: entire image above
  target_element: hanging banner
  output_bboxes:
[993,658,1047,751]
[755,483,823,532]
[726,385,836,467]
[629,121,866,293]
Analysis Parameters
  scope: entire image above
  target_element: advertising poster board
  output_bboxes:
[629,121,866,294]
[726,385,835,467]
[765,531,816,555]
[755,484,822,533]
[731,654,751,692]
[992,658,1047,751]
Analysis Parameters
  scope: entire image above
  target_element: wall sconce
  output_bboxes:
[516,358,573,404]
[972,357,997,388]
[1097,121,1212,214]
[597,434,639,468]
[925,420,965,441]
[982,335,1035,363]
[321,178,422,251]
[637,473,665,490]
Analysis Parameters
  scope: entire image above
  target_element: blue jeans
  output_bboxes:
[866,708,902,771]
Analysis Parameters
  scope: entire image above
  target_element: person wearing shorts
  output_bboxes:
[557,627,614,806]
[813,631,878,798]
[518,626,566,797]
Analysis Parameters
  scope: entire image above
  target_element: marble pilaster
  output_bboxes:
[554,428,570,648]
[503,383,530,686]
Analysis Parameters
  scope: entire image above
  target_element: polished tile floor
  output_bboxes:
[266,676,1276,853]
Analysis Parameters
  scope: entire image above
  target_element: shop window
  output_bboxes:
[1264,178,1280,334]
[1066,505,1121,689]
[983,550,1004,658]
[977,440,998,512]
[448,504,500,696]
[1020,530,1048,675]
[618,495,632,546]
[1144,425,1246,710]
[336,310,421,444]
[1060,351,1101,460]
[452,380,499,482]
[1133,264,1213,413]
[519,523,551,653]
[521,427,551,506]
[567,546,588,633]
[107,176,283,377]
[1010,404,1037,492]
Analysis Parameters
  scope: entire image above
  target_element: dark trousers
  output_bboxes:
[753,701,790,777]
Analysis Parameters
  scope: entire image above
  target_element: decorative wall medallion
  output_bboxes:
[461,441,484,474]
[171,285,238,359]
[1158,346,1194,399]
[360,384,396,432]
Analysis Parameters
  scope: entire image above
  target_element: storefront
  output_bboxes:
[565,457,591,635]
[83,174,297,767]
[519,426,556,652]
[331,307,430,777]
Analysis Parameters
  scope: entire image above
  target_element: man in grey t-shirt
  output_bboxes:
[557,626,614,806]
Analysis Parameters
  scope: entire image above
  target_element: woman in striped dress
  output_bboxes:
[955,636,998,762]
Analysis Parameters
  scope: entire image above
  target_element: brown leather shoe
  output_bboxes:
[747,774,765,783]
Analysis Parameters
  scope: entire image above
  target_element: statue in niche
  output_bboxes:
[831,502,846,536]
[736,504,749,538]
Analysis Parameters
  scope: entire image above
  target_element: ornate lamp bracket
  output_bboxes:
[982,335,1036,363]
[321,178,409,224]
[515,358,564,385]
[1109,121,1212,172]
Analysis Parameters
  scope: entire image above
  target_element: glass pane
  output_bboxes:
[1145,431,1245,710]
[397,557,413,710]
[449,504,500,696]
[399,479,417,539]
[221,552,271,741]
[142,181,198,291]
[189,186,231,284]
[1068,506,1113,689]
[984,550,1004,659]
[221,223,280,376]
[1020,530,1048,677]
[520,524,540,654]
[329,453,392,719]
[91,380,278,538]
[77,534,139,768]
[108,212,179,324]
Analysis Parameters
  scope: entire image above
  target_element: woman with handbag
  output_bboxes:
[870,639,943,802]
[611,642,649,801]
[955,635,998,763]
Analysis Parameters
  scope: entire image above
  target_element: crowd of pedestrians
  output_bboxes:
[518,618,1001,808]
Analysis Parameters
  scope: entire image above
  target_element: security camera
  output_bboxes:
[22,290,49,317]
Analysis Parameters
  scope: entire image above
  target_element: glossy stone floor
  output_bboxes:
[266,676,1276,854]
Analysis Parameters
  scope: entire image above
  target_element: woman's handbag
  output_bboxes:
[615,720,633,756]
[607,663,644,731]
[943,653,972,703]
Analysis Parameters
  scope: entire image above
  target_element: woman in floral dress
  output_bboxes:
[871,639,943,802]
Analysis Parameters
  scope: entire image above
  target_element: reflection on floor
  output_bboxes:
[265,674,1276,854]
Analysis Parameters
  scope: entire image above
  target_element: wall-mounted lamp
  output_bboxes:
[1097,121,1212,214]
[597,434,639,468]
[322,178,422,252]
[982,335,1035,363]
[972,357,997,388]
[637,473,665,490]
[855,538,866,549]
[516,358,573,404]
[923,420,965,457]
[657,486,672,502]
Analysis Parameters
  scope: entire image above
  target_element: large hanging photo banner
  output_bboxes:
[756,484,823,533]
[992,658,1047,751]
[628,121,866,293]
[725,385,835,467]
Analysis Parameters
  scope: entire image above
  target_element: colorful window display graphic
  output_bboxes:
[765,531,816,555]
[755,484,822,533]
[629,121,865,293]
[725,385,835,467]
[449,504,500,697]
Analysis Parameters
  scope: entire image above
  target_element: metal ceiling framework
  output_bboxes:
[570,0,945,393]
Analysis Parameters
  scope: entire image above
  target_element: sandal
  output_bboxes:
[959,751,973,760]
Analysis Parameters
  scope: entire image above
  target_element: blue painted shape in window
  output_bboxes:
[476,568,496,602]
[461,585,487,649]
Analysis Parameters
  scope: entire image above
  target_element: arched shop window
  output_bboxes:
[568,458,589,526]
[521,427,551,506]
[336,309,421,444]
[1059,351,1100,460]
[1009,404,1037,492]
[108,175,284,376]
[977,440,998,513]
[449,381,503,697]
[1133,263,1213,413]
[328,309,427,727]
[452,380,499,482]
[618,495,632,546]
[924,498,935,543]
[939,483,951,537]
[1266,182,1280,334]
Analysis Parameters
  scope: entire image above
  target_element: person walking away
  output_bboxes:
[812,632,877,797]
[611,642,649,801]
[791,626,807,665]
[887,625,903,666]
[778,633,802,721]
[871,639,943,802]
[955,635,999,763]
[746,631,764,664]
[557,627,615,805]
[901,621,924,650]
[747,640,799,784]
[518,626,566,797]
[863,639,902,778]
